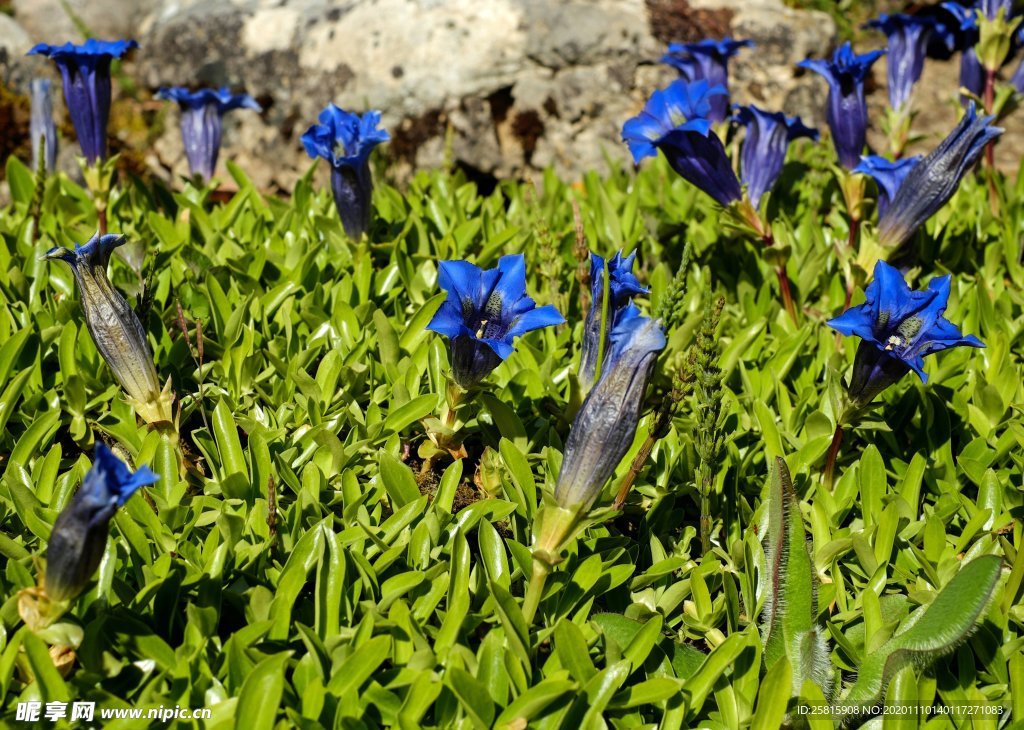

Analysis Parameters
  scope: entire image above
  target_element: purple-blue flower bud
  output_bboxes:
[45,443,157,602]
[555,306,665,511]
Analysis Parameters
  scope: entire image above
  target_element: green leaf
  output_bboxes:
[378,450,420,508]
[234,651,292,730]
[751,655,792,730]
[446,667,496,729]
[842,555,1002,712]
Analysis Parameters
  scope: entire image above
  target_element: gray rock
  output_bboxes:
[11,0,160,45]
[135,0,836,190]
[0,0,827,190]
[0,13,33,87]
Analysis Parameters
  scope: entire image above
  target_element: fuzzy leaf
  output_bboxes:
[841,555,1002,713]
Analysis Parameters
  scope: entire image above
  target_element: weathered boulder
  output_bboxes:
[0,13,33,86]
[136,0,837,189]
[6,0,1023,191]
[10,0,160,47]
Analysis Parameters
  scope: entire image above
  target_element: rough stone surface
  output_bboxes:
[11,0,160,47]
[127,0,839,190]
[10,0,1015,191]
[0,13,33,87]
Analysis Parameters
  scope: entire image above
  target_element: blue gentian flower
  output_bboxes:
[798,43,885,169]
[660,39,753,123]
[853,155,922,217]
[301,104,389,240]
[933,3,985,98]
[45,443,157,602]
[579,250,648,388]
[555,305,666,511]
[865,14,937,110]
[734,105,817,208]
[30,79,58,174]
[28,39,138,164]
[158,87,261,182]
[828,260,983,407]
[623,79,742,207]
[45,234,170,424]
[960,47,986,97]
[877,103,1001,247]
[427,254,564,388]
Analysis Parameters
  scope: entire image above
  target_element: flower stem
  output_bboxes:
[613,432,657,511]
[823,424,844,491]
[761,230,798,324]
[97,207,107,236]
[700,490,713,556]
[775,266,797,323]
[521,559,551,626]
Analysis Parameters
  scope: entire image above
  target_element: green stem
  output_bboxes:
[699,467,712,555]
[522,559,551,625]
[823,424,844,491]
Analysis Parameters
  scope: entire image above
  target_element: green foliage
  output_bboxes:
[761,458,833,703]
[0,137,1021,729]
[840,555,1002,717]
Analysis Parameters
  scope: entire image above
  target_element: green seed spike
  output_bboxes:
[761,457,834,700]
[839,554,1002,719]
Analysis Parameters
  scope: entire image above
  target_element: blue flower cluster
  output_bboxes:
[24,16,1004,620]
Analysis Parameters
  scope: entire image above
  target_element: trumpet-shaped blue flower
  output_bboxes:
[46,234,171,424]
[734,105,817,208]
[158,87,261,182]
[877,103,1001,247]
[798,43,885,169]
[623,79,742,206]
[555,306,665,511]
[28,39,137,164]
[960,47,986,97]
[828,261,983,407]
[30,79,58,174]
[865,14,937,109]
[853,154,921,217]
[579,250,648,388]
[45,443,157,602]
[427,254,564,388]
[932,3,985,98]
[660,39,752,123]
[301,104,389,240]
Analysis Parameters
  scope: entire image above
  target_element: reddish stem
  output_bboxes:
[984,68,996,168]
[762,231,798,323]
[613,432,657,511]
[775,267,797,323]
[823,424,844,491]
[97,207,107,236]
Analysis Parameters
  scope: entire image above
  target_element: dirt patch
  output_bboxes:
[645,0,734,45]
